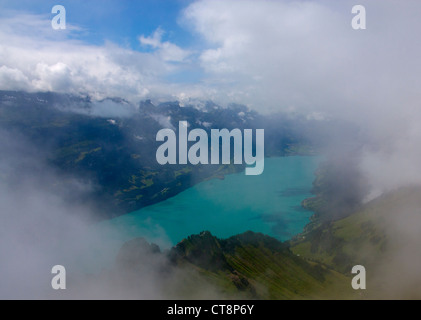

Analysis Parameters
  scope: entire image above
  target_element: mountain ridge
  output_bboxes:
[110,230,356,299]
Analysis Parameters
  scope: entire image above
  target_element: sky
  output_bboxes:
[0,0,421,143]
[0,0,420,117]
[0,0,195,46]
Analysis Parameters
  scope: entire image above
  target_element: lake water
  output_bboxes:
[88,156,320,268]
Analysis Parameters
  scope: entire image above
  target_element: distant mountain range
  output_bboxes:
[0,90,329,219]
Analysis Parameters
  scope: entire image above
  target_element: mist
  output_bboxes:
[0,130,94,298]
[0,129,233,299]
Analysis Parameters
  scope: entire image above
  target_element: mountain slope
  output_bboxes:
[291,186,421,299]
[114,231,356,299]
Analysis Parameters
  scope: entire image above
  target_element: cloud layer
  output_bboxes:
[1,1,420,117]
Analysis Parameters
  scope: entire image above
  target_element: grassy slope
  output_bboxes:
[291,187,421,298]
[223,245,354,299]
[172,231,358,299]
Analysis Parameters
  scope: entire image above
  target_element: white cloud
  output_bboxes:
[139,28,192,62]
[0,65,30,90]
[31,62,72,92]
[183,0,421,117]
[0,14,186,102]
[151,114,175,130]
[139,28,165,48]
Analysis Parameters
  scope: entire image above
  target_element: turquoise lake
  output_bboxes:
[89,156,320,268]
